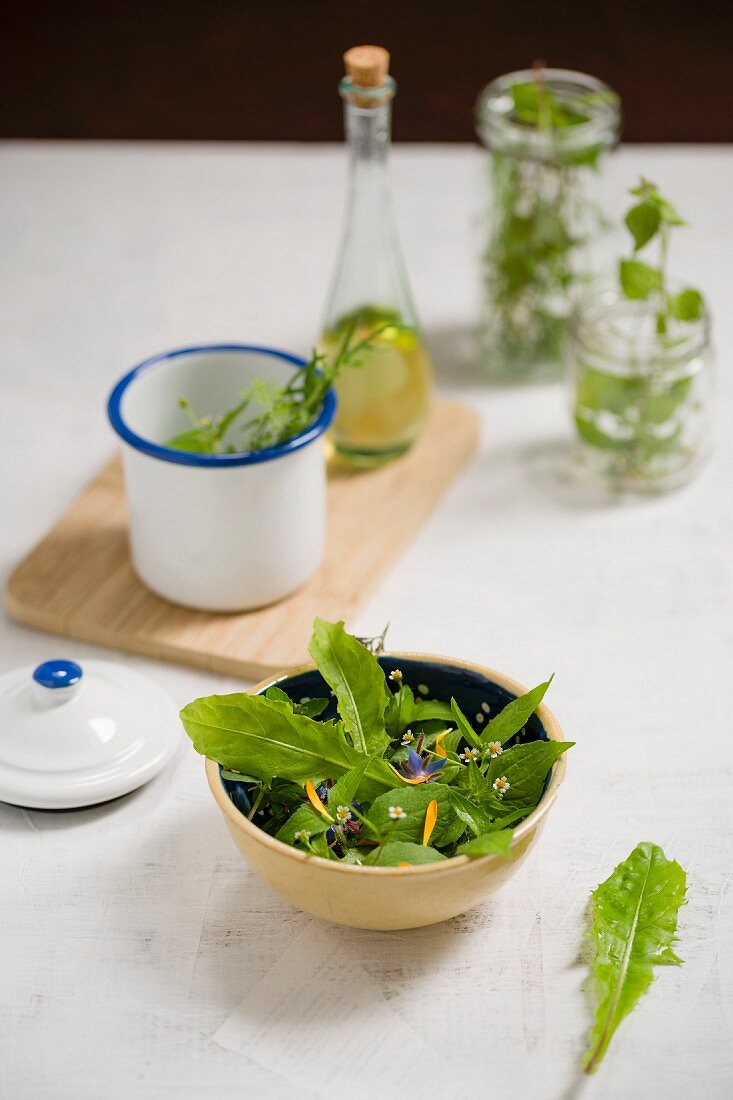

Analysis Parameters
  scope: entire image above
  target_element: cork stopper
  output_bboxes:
[343,45,390,89]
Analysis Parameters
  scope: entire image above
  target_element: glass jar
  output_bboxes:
[475,68,621,382]
[568,284,713,492]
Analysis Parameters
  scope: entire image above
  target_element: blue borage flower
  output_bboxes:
[391,747,446,785]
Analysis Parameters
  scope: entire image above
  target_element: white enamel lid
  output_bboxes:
[0,658,181,809]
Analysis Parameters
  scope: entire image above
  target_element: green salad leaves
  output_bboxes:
[181,620,691,1072]
[584,842,687,1073]
[181,617,573,866]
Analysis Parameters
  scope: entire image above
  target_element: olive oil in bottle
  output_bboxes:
[319,46,433,467]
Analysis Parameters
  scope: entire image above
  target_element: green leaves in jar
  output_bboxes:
[618,177,704,327]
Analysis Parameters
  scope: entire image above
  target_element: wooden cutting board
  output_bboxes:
[6,398,478,680]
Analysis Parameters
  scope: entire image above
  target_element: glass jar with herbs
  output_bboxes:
[568,179,713,492]
[475,66,621,381]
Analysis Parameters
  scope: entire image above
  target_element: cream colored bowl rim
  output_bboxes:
[205,652,568,877]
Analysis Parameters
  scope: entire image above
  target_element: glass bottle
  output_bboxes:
[319,45,433,467]
[567,283,713,492]
[475,67,621,382]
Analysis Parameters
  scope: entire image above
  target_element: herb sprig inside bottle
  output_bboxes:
[166,318,388,456]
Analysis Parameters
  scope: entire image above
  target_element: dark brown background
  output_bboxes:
[4,0,732,142]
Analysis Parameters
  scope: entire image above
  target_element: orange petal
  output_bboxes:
[388,764,430,786]
[434,731,448,758]
[397,862,412,867]
[422,799,439,846]
[305,780,333,821]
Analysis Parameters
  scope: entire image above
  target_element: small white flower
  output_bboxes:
[493,776,511,798]
[335,805,352,823]
[293,829,310,842]
[475,713,485,724]
[389,669,403,682]
[417,683,429,696]
[481,702,491,714]
[401,730,414,746]
[388,806,407,820]
[300,696,311,704]
[459,747,480,764]
[485,741,503,759]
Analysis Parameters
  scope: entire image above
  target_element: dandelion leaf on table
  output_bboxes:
[584,842,687,1074]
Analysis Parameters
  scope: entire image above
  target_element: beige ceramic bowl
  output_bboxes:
[205,654,567,930]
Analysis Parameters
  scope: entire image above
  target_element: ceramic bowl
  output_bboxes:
[205,653,568,930]
[107,345,336,612]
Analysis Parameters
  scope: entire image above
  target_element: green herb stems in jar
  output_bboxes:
[569,289,711,491]
[475,66,621,382]
[568,180,712,492]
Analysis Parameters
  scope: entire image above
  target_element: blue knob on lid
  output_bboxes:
[33,660,83,690]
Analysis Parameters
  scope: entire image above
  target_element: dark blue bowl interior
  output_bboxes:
[221,658,550,817]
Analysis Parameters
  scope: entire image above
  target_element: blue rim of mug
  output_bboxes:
[107,344,337,467]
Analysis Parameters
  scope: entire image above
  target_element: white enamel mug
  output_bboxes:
[107,345,336,612]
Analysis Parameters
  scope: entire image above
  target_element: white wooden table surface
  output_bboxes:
[1,142,732,1099]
